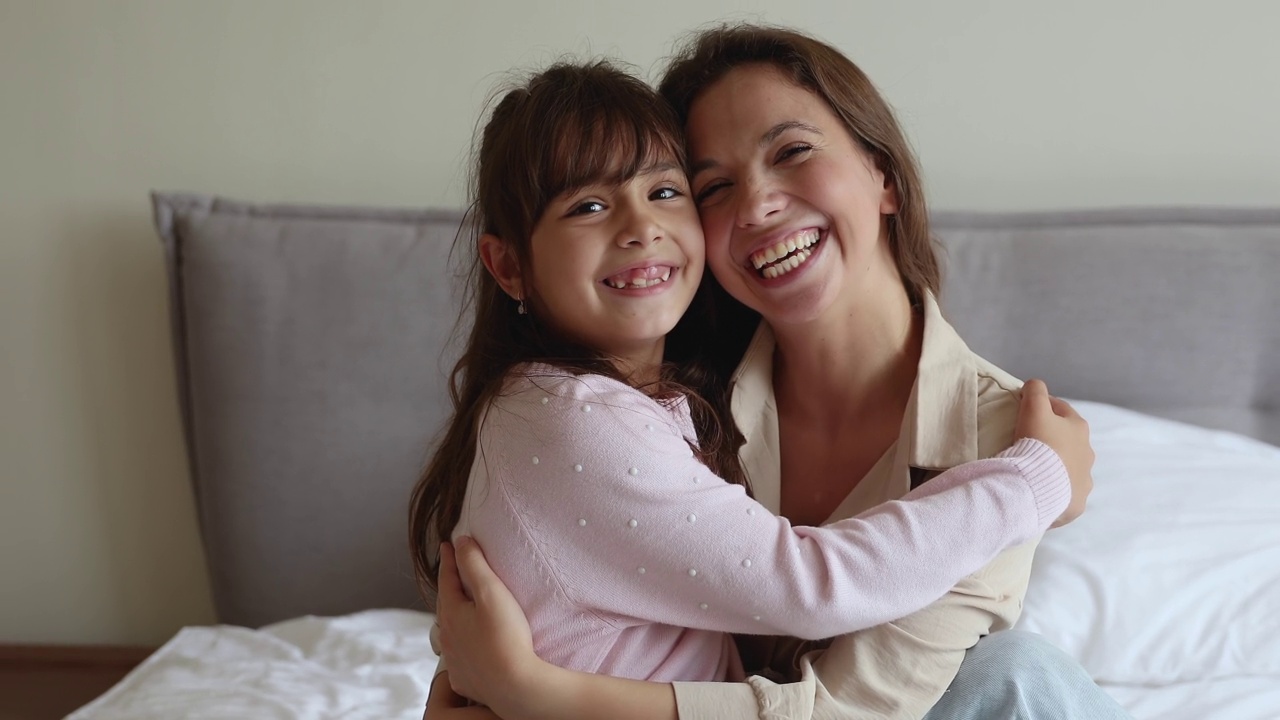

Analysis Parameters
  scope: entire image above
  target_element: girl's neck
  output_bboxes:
[771,280,922,424]
[608,340,665,387]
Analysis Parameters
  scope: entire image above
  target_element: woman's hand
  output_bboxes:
[436,537,546,717]
[437,537,679,720]
[1014,379,1095,528]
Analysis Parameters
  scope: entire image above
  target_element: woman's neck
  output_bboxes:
[771,282,922,424]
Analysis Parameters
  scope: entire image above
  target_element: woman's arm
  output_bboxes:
[435,540,677,720]
[424,672,502,720]
[476,374,1074,642]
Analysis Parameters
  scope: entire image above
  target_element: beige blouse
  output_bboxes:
[673,293,1041,720]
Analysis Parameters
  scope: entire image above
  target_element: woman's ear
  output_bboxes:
[876,160,900,215]
[879,172,900,215]
[478,233,524,301]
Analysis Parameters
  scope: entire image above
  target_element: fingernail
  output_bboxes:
[456,535,474,549]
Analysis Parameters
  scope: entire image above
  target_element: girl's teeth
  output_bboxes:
[604,267,674,290]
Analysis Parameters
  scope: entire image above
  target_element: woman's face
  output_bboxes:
[685,64,900,327]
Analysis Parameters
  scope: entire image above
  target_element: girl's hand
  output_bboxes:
[436,537,545,717]
[423,672,501,720]
[1014,378,1095,528]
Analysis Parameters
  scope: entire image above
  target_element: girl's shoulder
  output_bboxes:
[502,361,641,402]
[493,362,691,435]
[498,362,657,413]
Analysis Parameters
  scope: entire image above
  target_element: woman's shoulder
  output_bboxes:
[972,354,1023,456]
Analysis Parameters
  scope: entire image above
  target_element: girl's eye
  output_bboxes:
[778,144,814,162]
[650,186,683,201]
[569,200,606,216]
[694,181,729,205]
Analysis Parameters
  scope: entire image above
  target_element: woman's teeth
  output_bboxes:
[762,248,813,279]
[605,266,672,289]
[750,229,821,279]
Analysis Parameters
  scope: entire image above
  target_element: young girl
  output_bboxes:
[409,60,1087,714]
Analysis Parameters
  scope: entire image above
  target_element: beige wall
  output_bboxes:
[1,0,1276,645]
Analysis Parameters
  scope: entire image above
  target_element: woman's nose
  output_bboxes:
[735,175,785,228]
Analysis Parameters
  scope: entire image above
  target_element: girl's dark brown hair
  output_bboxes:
[659,24,941,308]
[408,60,746,603]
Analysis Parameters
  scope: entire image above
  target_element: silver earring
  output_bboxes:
[517,296,527,315]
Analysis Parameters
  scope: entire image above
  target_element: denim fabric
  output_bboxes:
[924,632,1132,720]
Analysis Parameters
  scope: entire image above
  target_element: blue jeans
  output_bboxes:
[922,631,1133,720]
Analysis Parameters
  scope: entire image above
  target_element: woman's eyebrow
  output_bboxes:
[690,120,824,176]
[762,120,822,145]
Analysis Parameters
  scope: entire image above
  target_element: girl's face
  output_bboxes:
[526,160,704,361]
[685,64,900,327]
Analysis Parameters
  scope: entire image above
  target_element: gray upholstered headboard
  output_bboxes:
[152,194,1280,627]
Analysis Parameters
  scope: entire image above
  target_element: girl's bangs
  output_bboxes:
[542,100,685,201]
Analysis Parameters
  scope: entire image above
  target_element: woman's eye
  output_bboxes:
[651,186,683,201]
[694,181,729,204]
[569,200,606,216]
[778,144,813,162]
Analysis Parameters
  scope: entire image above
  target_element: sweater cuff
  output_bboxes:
[996,437,1072,529]
[673,681,761,720]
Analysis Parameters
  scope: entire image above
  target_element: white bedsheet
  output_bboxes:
[1101,677,1280,720]
[69,610,440,720]
[69,609,1279,720]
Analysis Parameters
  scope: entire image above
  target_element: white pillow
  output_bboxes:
[1015,401,1280,684]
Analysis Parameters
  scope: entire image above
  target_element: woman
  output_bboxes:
[427,24,1129,720]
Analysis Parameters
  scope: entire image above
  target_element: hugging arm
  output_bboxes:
[472,377,1068,643]
[432,376,1080,712]
[428,540,678,720]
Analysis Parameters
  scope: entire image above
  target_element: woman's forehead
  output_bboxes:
[686,68,830,151]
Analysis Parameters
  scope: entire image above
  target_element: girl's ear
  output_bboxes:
[478,233,524,300]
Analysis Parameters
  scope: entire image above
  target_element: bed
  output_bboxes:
[68,196,1280,718]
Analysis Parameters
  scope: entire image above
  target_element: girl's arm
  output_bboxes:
[475,373,1072,642]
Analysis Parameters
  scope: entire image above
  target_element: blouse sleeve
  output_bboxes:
[479,373,1068,641]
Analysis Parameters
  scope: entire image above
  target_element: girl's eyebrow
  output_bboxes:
[559,161,683,199]
[638,161,682,176]
[690,120,824,176]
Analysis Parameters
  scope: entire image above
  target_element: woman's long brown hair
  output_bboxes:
[408,60,746,604]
